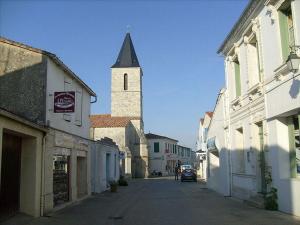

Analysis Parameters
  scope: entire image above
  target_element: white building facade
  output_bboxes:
[91,138,120,193]
[206,89,231,196]
[196,112,213,180]
[146,133,193,176]
[215,0,300,215]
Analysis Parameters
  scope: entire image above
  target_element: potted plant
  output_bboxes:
[109,180,118,192]
[118,176,128,186]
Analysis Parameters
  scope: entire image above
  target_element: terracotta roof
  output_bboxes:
[206,112,213,118]
[145,133,178,142]
[0,37,96,97]
[90,114,140,128]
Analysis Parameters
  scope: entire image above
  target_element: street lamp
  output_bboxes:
[286,52,300,73]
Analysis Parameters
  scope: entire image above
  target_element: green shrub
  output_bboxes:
[265,187,278,210]
[109,181,118,192]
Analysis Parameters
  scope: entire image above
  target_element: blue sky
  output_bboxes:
[0,0,248,149]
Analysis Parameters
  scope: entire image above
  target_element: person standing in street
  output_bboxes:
[175,165,179,180]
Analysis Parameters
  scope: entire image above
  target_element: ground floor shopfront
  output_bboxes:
[43,128,91,214]
[0,110,46,220]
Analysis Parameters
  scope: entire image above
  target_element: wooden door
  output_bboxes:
[0,133,22,218]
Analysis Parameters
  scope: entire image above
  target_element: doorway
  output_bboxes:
[0,133,22,219]
[77,156,87,198]
[106,153,111,185]
[53,155,70,206]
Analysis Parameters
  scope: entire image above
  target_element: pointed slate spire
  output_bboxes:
[111,33,140,68]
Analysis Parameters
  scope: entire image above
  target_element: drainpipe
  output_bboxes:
[40,133,46,216]
[90,96,97,104]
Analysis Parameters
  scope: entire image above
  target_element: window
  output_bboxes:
[279,5,295,61]
[248,36,262,84]
[234,59,241,97]
[124,73,128,90]
[288,114,300,177]
[154,142,159,153]
[235,127,245,173]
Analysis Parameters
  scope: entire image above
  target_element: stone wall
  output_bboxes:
[43,128,90,214]
[111,67,142,118]
[0,42,47,125]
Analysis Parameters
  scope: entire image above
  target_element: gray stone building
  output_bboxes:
[90,33,149,178]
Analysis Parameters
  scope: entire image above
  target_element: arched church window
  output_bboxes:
[124,73,128,90]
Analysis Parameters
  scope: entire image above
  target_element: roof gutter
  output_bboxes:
[217,0,261,55]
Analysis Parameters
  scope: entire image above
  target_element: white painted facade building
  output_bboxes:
[206,89,231,196]
[209,0,300,216]
[91,138,120,193]
[146,133,193,176]
[196,112,213,180]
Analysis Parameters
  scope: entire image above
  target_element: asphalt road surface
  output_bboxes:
[3,177,300,225]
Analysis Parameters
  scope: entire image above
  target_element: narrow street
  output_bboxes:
[3,178,300,225]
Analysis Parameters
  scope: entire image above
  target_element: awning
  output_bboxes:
[207,137,218,151]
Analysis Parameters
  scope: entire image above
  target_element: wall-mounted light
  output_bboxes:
[286,52,300,73]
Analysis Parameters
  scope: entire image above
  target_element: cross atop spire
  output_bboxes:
[111,33,140,68]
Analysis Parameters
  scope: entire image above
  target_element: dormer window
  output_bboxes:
[124,73,128,90]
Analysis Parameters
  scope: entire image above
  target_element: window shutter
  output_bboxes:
[278,10,290,61]
[234,62,241,97]
[63,77,72,122]
[75,88,82,126]
[288,117,296,178]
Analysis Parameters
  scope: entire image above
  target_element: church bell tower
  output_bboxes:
[111,33,143,119]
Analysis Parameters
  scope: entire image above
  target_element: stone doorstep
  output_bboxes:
[44,194,91,217]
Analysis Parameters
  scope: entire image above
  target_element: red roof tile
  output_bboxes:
[206,112,213,118]
[90,114,140,128]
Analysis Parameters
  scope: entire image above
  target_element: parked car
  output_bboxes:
[180,166,197,182]
[180,164,192,172]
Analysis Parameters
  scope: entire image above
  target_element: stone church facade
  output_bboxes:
[90,33,149,178]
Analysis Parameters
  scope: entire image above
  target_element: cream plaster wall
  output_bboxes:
[46,59,91,139]
[0,114,44,217]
